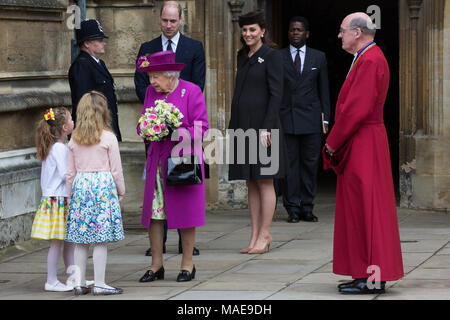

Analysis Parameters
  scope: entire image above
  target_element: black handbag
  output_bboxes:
[166,155,203,186]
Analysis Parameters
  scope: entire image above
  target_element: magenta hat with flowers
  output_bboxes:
[136,51,186,73]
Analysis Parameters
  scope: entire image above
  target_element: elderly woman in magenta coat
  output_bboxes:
[136,51,208,282]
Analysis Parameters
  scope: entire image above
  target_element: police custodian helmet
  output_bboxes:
[76,19,109,46]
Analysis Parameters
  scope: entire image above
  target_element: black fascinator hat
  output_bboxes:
[238,10,266,27]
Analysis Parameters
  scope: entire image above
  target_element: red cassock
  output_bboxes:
[324,45,404,281]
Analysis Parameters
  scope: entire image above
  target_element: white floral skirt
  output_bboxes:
[65,172,124,244]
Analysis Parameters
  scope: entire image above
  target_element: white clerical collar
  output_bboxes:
[290,44,306,54]
[162,32,181,48]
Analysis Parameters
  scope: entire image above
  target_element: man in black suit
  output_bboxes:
[134,1,205,101]
[69,19,122,141]
[134,1,205,257]
[280,16,330,223]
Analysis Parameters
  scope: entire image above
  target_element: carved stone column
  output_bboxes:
[407,0,421,133]
[400,0,449,211]
[228,0,244,80]
[399,0,423,207]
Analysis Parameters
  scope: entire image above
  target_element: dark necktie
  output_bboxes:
[294,49,302,74]
[167,39,173,52]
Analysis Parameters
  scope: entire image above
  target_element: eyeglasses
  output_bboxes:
[339,27,357,35]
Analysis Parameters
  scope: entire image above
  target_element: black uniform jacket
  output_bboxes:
[68,51,122,141]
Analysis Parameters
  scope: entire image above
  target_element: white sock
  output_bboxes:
[93,243,113,289]
[73,243,89,287]
[47,240,63,285]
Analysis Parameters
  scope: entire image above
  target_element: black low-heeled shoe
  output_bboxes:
[176,266,196,282]
[139,266,165,282]
[339,278,386,294]
[301,211,319,222]
[338,278,363,289]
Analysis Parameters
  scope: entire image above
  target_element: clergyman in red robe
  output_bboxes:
[323,12,404,294]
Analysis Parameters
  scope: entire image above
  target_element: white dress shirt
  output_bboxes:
[290,44,306,73]
[41,142,68,197]
[162,32,181,52]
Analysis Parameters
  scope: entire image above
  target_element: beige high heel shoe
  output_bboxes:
[248,236,272,254]
[239,247,253,254]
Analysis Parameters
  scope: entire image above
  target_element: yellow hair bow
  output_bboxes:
[44,108,55,121]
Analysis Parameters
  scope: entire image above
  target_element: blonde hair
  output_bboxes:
[72,91,112,145]
[35,107,70,160]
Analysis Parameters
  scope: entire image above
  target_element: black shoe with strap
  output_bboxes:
[139,266,165,282]
[176,266,196,282]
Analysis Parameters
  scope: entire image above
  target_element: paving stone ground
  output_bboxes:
[0,187,449,301]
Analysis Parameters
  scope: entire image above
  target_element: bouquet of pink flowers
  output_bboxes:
[138,100,184,142]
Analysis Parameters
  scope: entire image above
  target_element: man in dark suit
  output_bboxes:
[134,1,205,101]
[69,19,122,141]
[134,1,205,257]
[280,16,330,223]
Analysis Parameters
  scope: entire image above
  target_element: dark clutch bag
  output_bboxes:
[166,155,203,186]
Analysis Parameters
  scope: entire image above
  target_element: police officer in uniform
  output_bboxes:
[69,19,122,141]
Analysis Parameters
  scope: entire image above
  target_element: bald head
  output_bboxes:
[339,12,376,54]
[345,12,376,38]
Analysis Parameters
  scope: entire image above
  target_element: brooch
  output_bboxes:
[258,57,265,64]
[181,89,186,97]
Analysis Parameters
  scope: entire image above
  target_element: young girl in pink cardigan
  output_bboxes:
[65,91,125,296]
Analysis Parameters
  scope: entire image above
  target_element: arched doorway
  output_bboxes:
[267,0,400,199]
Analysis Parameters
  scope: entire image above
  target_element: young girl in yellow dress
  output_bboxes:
[31,107,75,292]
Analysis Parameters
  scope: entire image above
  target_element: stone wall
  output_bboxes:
[0,0,71,248]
